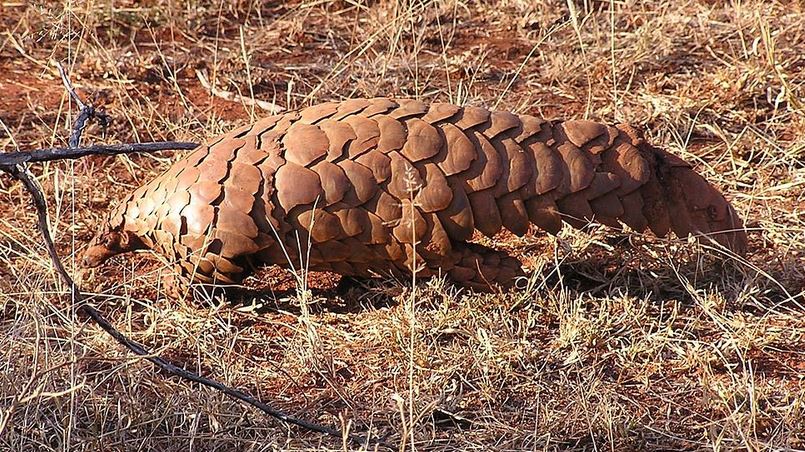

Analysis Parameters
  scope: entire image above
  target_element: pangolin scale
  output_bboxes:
[82,98,747,292]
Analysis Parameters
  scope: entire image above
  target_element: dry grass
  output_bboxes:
[1,0,804,450]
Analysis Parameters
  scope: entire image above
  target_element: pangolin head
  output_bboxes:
[82,204,146,268]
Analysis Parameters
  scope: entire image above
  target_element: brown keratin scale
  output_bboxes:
[82,98,747,294]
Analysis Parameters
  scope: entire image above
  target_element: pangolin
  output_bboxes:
[82,98,747,293]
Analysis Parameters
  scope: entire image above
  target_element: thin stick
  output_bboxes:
[0,142,200,167]
[55,60,112,148]
[196,69,285,114]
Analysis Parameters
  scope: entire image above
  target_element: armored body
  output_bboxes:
[83,98,747,292]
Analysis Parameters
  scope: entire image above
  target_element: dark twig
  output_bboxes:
[55,61,112,147]
[0,64,388,449]
[0,142,200,167]
[56,61,86,110]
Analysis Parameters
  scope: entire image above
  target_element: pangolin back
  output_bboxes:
[86,98,747,289]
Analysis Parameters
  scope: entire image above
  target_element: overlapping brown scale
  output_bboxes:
[393,199,428,244]
[160,215,182,248]
[250,115,283,135]
[366,189,402,227]
[467,189,502,237]
[454,106,490,130]
[401,244,428,274]
[414,163,453,212]
[187,254,215,275]
[448,243,525,289]
[583,173,625,227]
[343,116,381,158]
[497,137,533,195]
[294,208,345,243]
[316,240,352,262]
[274,162,323,212]
[318,119,356,161]
[525,195,563,234]
[164,191,190,231]
[183,146,211,168]
[589,193,624,227]
[269,111,300,134]
[464,131,502,192]
[600,140,651,196]
[236,137,268,165]
[258,153,285,175]
[496,191,530,236]
[136,193,157,219]
[224,122,256,140]
[435,181,474,241]
[339,160,377,205]
[208,137,245,164]
[381,240,406,264]
[388,99,428,120]
[434,123,477,177]
[183,203,215,236]
[195,157,230,184]
[188,180,223,206]
[206,253,244,275]
[515,115,549,143]
[375,116,407,153]
[524,142,563,196]
[400,118,442,162]
[481,111,521,139]
[356,210,390,245]
[419,213,453,261]
[174,166,202,192]
[310,161,350,205]
[282,123,329,166]
[556,142,595,194]
[331,98,371,120]
[258,131,285,155]
[361,98,399,117]
[127,185,149,215]
[299,102,339,124]
[355,150,391,183]
[216,206,259,239]
[617,191,648,232]
[387,151,423,200]
[328,203,368,238]
[582,172,621,200]
[556,192,595,229]
[557,121,610,151]
[226,162,262,196]
[421,103,461,124]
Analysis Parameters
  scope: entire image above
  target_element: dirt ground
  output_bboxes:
[1,1,804,451]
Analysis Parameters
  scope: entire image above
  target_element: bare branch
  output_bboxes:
[55,60,113,148]
[55,61,86,110]
[196,69,285,114]
[0,142,199,167]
